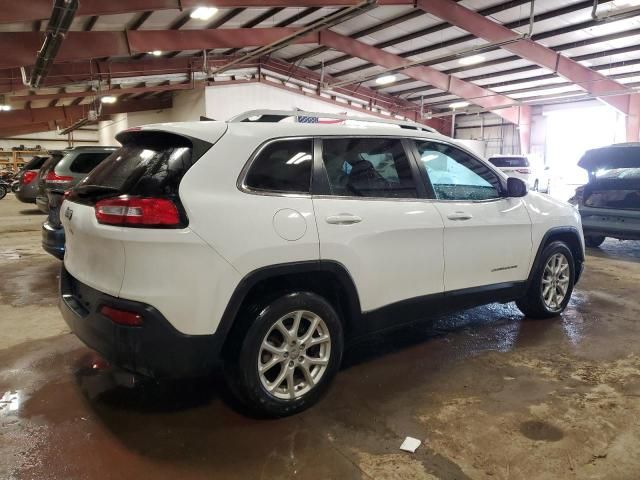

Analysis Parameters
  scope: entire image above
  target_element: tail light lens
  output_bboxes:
[22,170,38,184]
[95,196,181,227]
[46,171,74,184]
[516,168,531,174]
[100,305,143,326]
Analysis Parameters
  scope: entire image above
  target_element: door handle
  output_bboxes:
[447,212,473,221]
[326,214,362,225]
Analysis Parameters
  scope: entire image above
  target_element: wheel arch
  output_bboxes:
[218,261,362,357]
[528,227,584,286]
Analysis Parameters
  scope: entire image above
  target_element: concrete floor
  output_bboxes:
[1,194,639,480]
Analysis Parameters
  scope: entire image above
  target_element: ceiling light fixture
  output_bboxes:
[149,50,163,56]
[101,96,117,104]
[0,105,11,111]
[190,6,219,20]
[458,55,485,66]
[375,74,397,85]
[449,101,470,109]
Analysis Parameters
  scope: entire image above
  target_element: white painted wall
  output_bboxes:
[0,129,98,151]
[204,82,376,121]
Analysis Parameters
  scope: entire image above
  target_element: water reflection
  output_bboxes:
[0,390,21,415]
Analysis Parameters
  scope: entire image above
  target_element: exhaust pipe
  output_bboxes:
[27,0,79,89]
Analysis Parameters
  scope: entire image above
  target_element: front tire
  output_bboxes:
[0,185,7,200]
[585,235,605,248]
[225,292,344,417]
[516,241,575,319]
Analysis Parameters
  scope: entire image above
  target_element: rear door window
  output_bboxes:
[244,139,313,193]
[69,152,114,174]
[489,156,529,168]
[321,137,418,198]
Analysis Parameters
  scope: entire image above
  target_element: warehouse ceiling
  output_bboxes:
[1,0,640,136]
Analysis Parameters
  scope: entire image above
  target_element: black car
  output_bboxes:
[573,143,640,247]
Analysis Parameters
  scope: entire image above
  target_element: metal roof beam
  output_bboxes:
[415,0,633,115]
[0,28,317,69]
[0,0,412,23]
[317,30,530,127]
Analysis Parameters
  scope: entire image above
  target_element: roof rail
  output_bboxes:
[227,109,439,133]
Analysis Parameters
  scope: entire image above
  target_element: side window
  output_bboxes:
[69,152,114,174]
[321,137,417,198]
[415,141,501,201]
[244,139,312,193]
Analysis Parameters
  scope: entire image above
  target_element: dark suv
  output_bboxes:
[15,155,53,204]
[40,146,117,258]
[573,143,640,247]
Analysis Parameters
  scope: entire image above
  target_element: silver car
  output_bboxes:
[38,147,117,258]
[15,155,55,204]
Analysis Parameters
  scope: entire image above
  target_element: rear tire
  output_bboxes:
[516,241,575,319]
[585,235,605,248]
[225,292,344,417]
[0,185,7,200]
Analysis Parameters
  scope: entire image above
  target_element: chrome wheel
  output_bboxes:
[541,253,570,311]
[258,310,331,400]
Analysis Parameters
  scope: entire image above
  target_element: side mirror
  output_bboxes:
[507,177,528,197]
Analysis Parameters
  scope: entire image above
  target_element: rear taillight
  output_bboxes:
[94,196,181,227]
[46,171,74,184]
[516,168,531,174]
[100,305,143,326]
[22,171,37,185]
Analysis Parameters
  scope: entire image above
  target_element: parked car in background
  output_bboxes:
[488,154,550,193]
[40,146,117,258]
[15,155,51,204]
[572,143,640,247]
[58,111,584,417]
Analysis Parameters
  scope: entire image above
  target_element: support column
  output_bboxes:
[518,105,532,154]
[626,94,640,142]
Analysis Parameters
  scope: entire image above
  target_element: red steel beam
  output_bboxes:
[11,82,195,102]
[415,0,634,115]
[0,28,317,69]
[318,30,529,127]
[0,0,412,23]
[0,97,172,130]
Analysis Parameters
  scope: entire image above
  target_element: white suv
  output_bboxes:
[59,110,584,416]
[488,154,550,193]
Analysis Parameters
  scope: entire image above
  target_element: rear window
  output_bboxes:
[489,156,529,168]
[71,131,211,201]
[23,156,48,171]
[69,152,114,174]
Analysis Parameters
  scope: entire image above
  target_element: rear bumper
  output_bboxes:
[59,266,221,379]
[42,222,65,259]
[15,186,37,203]
[580,207,640,240]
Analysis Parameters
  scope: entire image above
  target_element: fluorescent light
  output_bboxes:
[0,105,11,111]
[149,50,163,56]
[449,101,470,109]
[101,96,117,104]
[375,74,397,85]
[190,6,218,20]
[458,55,485,66]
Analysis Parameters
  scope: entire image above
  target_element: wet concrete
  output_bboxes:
[1,194,640,479]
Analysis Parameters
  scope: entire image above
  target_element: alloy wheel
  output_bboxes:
[258,310,331,400]
[541,253,570,311]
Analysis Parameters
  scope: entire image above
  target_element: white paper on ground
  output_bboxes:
[399,436,421,453]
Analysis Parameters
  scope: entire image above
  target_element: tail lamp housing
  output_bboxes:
[22,170,38,185]
[94,195,181,227]
[45,171,74,185]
